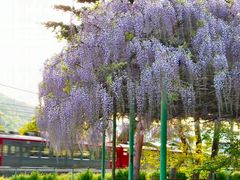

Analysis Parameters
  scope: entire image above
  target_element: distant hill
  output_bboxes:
[0,93,35,132]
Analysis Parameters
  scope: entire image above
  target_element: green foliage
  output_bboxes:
[176,172,187,180]
[43,21,77,42]
[148,171,159,180]
[216,171,228,180]
[47,92,54,98]
[232,172,240,180]
[168,92,179,102]
[148,171,187,180]
[77,170,93,180]
[96,62,128,75]
[56,173,72,180]
[176,0,187,5]
[141,149,159,170]
[139,171,147,180]
[19,117,39,135]
[95,61,128,85]
[197,20,205,28]
[4,170,240,180]
[29,172,40,180]
[63,79,72,95]
[61,62,69,74]
[0,93,34,132]
[124,32,134,42]
[92,174,101,180]
[116,169,128,180]
[105,173,112,180]
[90,1,101,10]
[10,174,24,180]
[41,174,56,180]
[0,124,4,131]
[10,171,41,180]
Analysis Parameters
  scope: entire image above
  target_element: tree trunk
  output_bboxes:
[208,118,221,180]
[169,168,177,180]
[176,119,189,167]
[179,119,189,155]
[211,119,221,158]
[192,118,202,180]
[133,120,144,180]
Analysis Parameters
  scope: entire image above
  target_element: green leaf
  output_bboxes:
[106,74,113,85]
[125,32,134,42]
[63,79,72,94]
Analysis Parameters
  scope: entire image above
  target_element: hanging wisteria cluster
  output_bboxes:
[37,0,240,151]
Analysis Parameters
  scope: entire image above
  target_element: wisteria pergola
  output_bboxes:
[37,0,240,180]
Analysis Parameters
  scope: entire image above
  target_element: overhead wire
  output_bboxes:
[0,83,38,95]
[0,102,35,109]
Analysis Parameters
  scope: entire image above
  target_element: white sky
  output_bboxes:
[0,0,73,106]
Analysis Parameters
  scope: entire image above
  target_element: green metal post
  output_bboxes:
[129,100,135,180]
[101,123,106,180]
[72,169,74,180]
[14,168,17,179]
[112,97,117,180]
[160,90,167,180]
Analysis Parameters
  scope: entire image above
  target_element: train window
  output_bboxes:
[82,150,90,159]
[15,146,20,157]
[30,146,39,157]
[73,150,81,158]
[57,150,67,158]
[3,145,8,155]
[10,146,15,155]
[22,146,29,157]
[42,147,49,157]
[9,145,20,157]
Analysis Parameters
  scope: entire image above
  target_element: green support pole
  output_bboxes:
[160,90,167,180]
[101,123,106,180]
[112,97,117,180]
[129,100,135,180]
[72,169,74,180]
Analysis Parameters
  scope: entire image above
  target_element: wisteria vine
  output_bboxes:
[37,0,240,151]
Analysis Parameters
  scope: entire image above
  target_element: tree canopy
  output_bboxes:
[37,0,240,152]
[19,117,39,135]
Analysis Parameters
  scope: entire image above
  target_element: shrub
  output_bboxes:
[77,170,93,180]
[139,171,147,180]
[10,174,28,180]
[42,174,56,180]
[149,171,159,180]
[232,172,240,180]
[29,171,40,180]
[116,169,128,180]
[216,171,227,180]
[92,174,101,180]
[105,173,112,180]
[122,169,128,179]
[176,172,187,180]
[57,173,71,180]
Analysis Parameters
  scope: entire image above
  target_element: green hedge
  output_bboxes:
[232,172,240,180]
[5,170,240,180]
[8,170,146,180]
[148,171,187,180]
